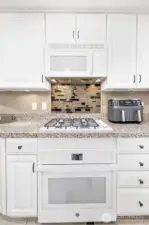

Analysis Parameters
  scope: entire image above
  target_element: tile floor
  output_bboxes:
[0,215,149,225]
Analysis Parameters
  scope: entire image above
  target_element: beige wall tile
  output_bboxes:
[0,89,148,115]
[0,92,51,113]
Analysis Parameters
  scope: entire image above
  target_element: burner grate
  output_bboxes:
[44,118,99,129]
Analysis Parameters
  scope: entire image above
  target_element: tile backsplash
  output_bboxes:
[0,90,149,116]
[51,84,101,113]
[0,92,51,113]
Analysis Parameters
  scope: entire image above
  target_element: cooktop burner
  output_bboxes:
[40,118,112,132]
[44,118,99,129]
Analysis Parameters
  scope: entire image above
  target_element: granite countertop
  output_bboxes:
[0,113,149,138]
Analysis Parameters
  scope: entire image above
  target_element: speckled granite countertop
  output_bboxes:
[0,113,149,138]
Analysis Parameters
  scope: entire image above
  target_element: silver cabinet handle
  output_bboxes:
[133,75,136,83]
[139,74,141,83]
[32,162,35,173]
[78,31,80,39]
[139,179,144,184]
[139,145,144,149]
[41,74,44,83]
[73,30,75,40]
[18,145,22,150]
[75,213,80,217]
[139,162,144,167]
[138,201,143,207]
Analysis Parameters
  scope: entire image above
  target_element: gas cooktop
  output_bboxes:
[40,118,112,132]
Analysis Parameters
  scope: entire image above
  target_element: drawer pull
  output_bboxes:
[138,201,143,207]
[139,145,144,149]
[139,179,144,184]
[139,162,144,167]
[18,145,22,150]
[75,213,80,217]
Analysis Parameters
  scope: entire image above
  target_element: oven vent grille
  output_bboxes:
[48,44,105,50]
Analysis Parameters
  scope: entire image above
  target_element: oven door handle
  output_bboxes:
[37,165,117,172]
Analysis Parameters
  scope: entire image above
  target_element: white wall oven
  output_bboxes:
[37,138,116,223]
[38,165,116,223]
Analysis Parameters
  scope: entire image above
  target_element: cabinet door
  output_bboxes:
[0,139,6,215]
[0,13,44,83]
[137,15,149,88]
[118,189,149,215]
[76,14,106,45]
[46,14,76,44]
[106,14,137,89]
[7,155,37,217]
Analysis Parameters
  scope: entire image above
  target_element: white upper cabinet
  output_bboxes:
[0,13,50,91]
[137,15,149,89]
[104,14,137,89]
[76,14,106,44]
[46,14,76,44]
[46,13,106,45]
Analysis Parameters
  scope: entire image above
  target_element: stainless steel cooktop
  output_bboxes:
[40,118,112,132]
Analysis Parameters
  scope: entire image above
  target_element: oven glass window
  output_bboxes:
[48,177,106,204]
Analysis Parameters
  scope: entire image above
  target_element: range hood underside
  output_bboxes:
[49,77,105,85]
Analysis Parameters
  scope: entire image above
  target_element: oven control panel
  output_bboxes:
[71,153,83,161]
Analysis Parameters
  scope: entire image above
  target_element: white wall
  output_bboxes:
[0,0,149,11]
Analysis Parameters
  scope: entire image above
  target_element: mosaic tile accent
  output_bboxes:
[51,84,101,113]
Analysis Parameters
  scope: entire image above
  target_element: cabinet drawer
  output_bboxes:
[117,138,149,154]
[38,149,116,164]
[118,189,149,215]
[118,171,149,188]
[118,155,149,170]
[7,138,37,154]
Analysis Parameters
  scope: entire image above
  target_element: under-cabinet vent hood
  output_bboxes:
[49,77,105,85]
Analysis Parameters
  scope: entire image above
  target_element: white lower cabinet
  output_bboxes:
[118,171,149,188]
[0,139,6,215]
[117,137,149,216]
[118,189,149,215]
[118,154,149,170]
[117,138,149,154]
[4,136,149,220]
[7,155,37,217]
